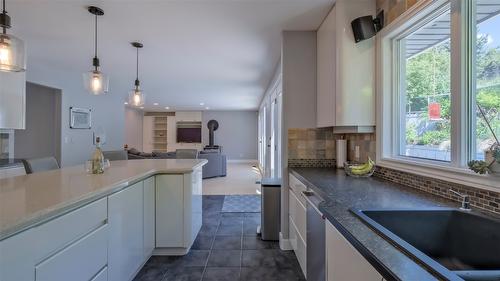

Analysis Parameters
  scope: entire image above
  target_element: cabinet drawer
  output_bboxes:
[35,198,107,262]
[288,190,306,241]
[289,216,307,277]
[35,224,108,281]
[289,174,307,206]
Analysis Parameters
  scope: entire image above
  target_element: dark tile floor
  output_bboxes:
[134,195,306,281]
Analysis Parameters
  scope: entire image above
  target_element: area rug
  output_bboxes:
[221,195,261,213]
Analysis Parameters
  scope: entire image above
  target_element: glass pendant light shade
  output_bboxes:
[0,0,26,73]
[84,6,107,95]
[83,70,109,95]
[128,89,145,107]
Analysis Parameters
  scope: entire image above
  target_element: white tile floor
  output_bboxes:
[202,163,262,195]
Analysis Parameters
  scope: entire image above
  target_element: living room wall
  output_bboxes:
[202,111,258,161]
[26,63,126,167]
[124,107,144,151]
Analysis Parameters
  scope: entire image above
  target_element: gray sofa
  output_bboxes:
[126,148,226,179]
[199,151,227,179]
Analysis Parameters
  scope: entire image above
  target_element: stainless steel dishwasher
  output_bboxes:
[302,189,326,281]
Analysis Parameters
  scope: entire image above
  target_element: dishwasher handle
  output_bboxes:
[301,191,324,218]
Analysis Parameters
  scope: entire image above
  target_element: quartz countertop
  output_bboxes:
[290,167,465,281]
[0,159,207,240]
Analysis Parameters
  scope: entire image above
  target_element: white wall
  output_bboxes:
[281,31,317,241]
[26,64,125,167]
[124,107,143,151]
[202,111,258,160]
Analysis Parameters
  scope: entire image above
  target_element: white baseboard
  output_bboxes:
[153,247,190,256]
[279,232,293,250]
[227,159,258,164]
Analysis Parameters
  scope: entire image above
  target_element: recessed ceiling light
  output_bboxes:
[199,102,205,106]
[153,102,159,106]
[205,107,210,110]
[165,106,170,110]
[124,102,128,105]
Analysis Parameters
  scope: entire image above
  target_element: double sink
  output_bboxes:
[352,208,500,281]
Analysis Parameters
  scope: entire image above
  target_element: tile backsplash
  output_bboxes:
[375,166,500,216]
[287,128,500,216]
[287,128,375,168]
[377,0,421,25]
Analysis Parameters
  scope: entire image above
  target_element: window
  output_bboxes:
[396,6,451,161]
[377,0,500,188]
[474,0,500,160]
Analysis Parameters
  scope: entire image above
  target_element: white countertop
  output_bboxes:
[0,159,207,240]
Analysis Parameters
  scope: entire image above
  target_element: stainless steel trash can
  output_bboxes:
[260,178,281,241]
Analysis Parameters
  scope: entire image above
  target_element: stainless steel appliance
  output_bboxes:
[303,189,326,281]
[260,178,281,240]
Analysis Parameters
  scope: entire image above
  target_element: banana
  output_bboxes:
[349,158,374,175]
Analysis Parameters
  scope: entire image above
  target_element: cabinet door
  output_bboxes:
[156,174,184,247]
[0,71,25,129]
[316,5,336,128]
[35,225,108,281]
[143,176,155,258]
[108,182,144,281]
[326,220,382,281]
[188,168,202,245]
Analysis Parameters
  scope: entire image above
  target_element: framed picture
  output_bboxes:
[70,107,92,129]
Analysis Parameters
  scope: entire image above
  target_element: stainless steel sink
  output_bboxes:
[351,208,500,281]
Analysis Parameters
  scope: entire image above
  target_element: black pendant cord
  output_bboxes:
[93,13,98,71]
[1,0,7,34]
[135,47,140,89]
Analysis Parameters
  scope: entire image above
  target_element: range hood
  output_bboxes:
[332,126,375,134]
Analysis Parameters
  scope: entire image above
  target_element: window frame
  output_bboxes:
[376,0,500,190]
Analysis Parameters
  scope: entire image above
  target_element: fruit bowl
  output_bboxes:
[344,159,375,178]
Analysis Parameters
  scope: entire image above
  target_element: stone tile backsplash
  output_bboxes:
[287,128,376,167]
[374,166,500,216]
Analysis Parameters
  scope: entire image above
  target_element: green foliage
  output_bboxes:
[420,129,450,145]
[404,34,499,148]
[468,160,490,174]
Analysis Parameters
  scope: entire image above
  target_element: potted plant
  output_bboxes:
[468,104,500,175]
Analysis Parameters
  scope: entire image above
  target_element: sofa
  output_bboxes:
[198,151,227,179]
[126,148,226,179]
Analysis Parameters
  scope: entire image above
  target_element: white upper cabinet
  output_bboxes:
[316,0,376,130]
[0,71,26,129]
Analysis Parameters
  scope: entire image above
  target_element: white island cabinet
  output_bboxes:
[155,166,202,255]
[0,159,206,281]
[326,220,382,281]
[108,181,145,281]
[0,198,108,281]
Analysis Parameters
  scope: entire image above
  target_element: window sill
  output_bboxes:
[376,157,500,192]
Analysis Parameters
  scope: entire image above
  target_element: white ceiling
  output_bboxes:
[7,0,334,111]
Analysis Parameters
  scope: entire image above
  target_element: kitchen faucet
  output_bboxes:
[449,189,471,211]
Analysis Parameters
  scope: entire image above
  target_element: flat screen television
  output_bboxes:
[177,127,201,143]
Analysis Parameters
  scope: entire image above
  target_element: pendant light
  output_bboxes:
[83,6,109,95]
[128,42,145,107]
[0,0,26,72]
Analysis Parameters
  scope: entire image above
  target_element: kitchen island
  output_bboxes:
[0,159,206,281]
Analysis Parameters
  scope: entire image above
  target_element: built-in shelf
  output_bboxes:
[152,116,168,152]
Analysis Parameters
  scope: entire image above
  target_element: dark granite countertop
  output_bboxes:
[290,167,463,281]
[0,159,24,169]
